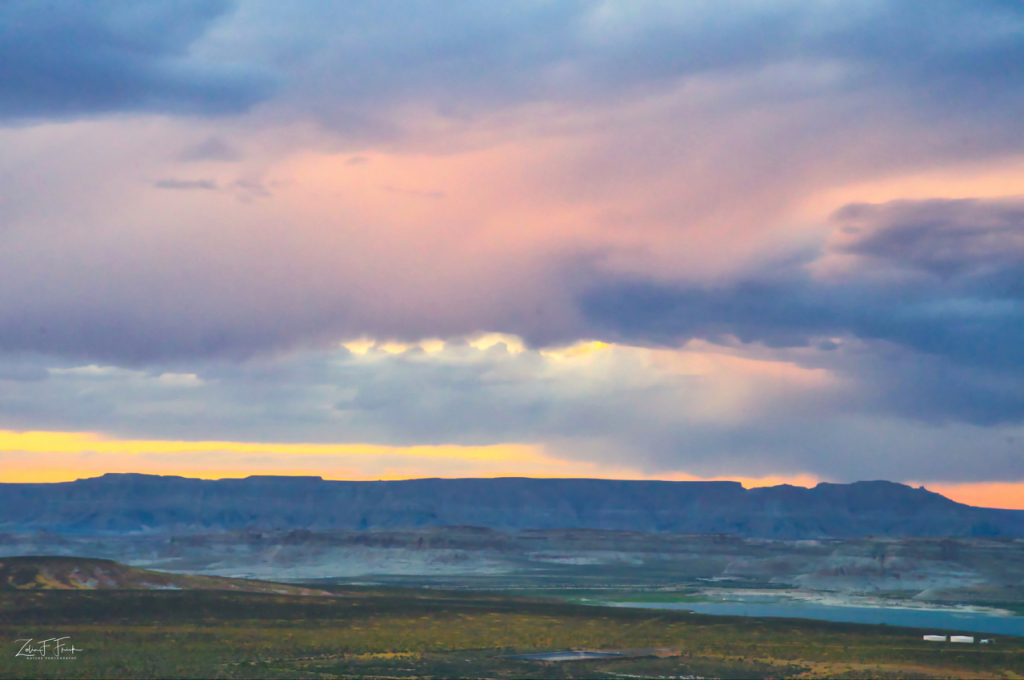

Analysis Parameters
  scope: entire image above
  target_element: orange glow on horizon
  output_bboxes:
[1,430,1021,510]
[0,430,825,490]
[0,430,542,462]
[917,482,1024,511]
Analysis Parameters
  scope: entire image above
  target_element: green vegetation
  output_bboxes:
[2,588,1022,679]
[0,557,330,596]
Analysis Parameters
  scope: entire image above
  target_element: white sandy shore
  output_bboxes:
[696,588,1015,617]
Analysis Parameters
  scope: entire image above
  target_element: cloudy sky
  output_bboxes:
[2,0,1024,507]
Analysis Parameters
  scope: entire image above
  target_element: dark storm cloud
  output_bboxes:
[837,198,1024,281]
[4,1,1023,136]
[580,198,1024,424]
[805,1,1024,130]
[0,0,272,121]
[238,0,1024,148]
[581,275,1024,371]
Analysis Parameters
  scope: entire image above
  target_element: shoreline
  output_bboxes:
[695,588,1017,617]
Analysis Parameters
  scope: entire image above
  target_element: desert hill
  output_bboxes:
[0,556,331,595]
[1,475,1022,538]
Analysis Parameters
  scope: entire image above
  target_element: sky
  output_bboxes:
[2,0,1024,508]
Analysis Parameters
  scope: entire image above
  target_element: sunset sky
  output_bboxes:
[2,1,1024,508]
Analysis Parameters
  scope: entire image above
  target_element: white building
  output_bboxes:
[950,636,974,644]
[923,635,946,642]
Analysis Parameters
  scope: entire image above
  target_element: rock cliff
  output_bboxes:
[1,474,1021,538]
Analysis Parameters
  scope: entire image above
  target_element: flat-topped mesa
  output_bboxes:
[0,475,1020,538]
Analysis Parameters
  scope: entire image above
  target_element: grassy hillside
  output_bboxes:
[0,556,331,596]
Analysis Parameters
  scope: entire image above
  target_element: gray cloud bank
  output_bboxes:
[1,341,1022,483]
[0,0,272,121]
[582,198,1024,426]
[6,2,1024,139]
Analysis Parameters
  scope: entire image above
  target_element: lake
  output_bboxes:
[603,601,1024,637]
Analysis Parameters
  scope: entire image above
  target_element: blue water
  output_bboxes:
[603,601,1024,637]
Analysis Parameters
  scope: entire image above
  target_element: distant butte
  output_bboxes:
[1,475,1022,539]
